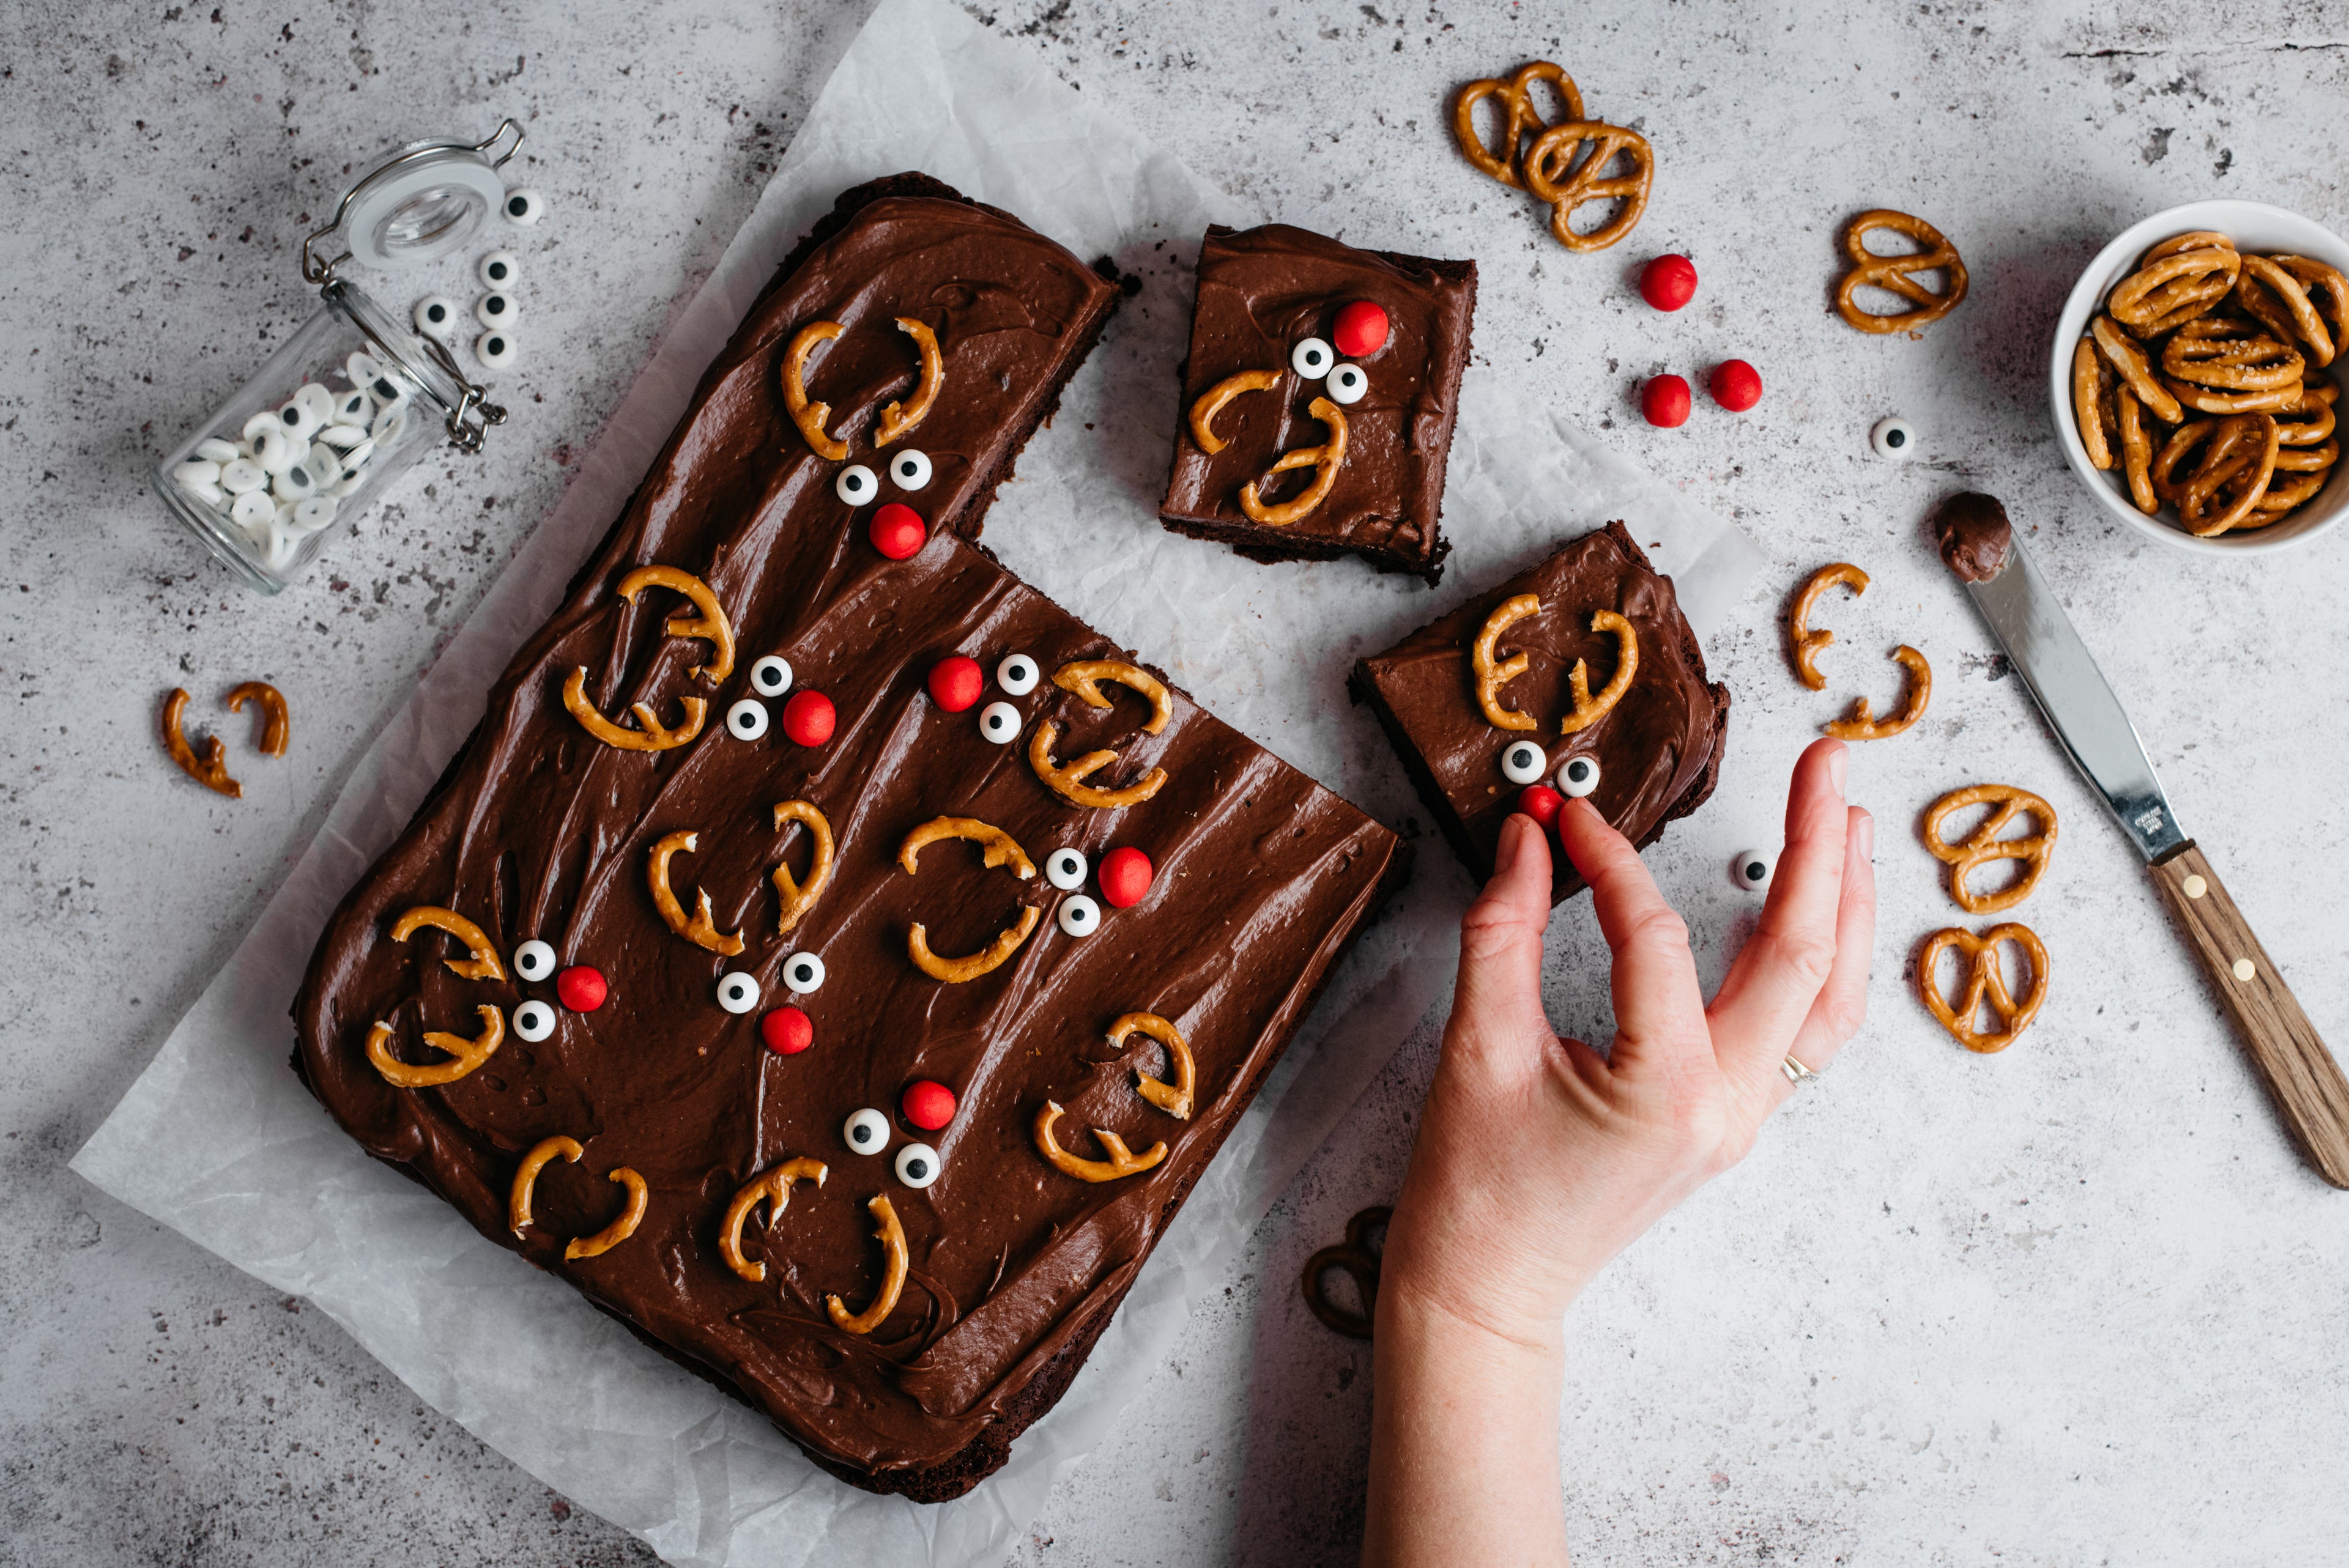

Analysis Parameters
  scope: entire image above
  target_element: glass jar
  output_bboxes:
[151,122,522,593]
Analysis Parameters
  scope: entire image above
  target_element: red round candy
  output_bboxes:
[1639,253,1698,311]
[927,654,984,713]
[1641,374,1692,428]
[781,690,835,747]
[902,1079,957,1131]
[1516,784,1563,830]
[555,965,607,1013]
[869,502,927,560]
[1097,846,1153,908]
[1709,359,1763,412]
[760,1005,814,1056]
[1332,300,1390,358]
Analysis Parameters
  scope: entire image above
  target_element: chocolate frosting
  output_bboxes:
[291,180,1404,1496]
[1932,491,2013,583]
[1352,523,1728,903]
[1159,224,1475,582]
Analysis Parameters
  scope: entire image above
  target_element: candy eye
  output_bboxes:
[290,497,338,533]
[1326,363,1369,405]
[725,698,769,740]
[1731,849,1775,892]
[835,464,880,506]
[514,939,558,982]
[251,428,296,475]
[1557,756,1601,798]
[716,971,762,1015]
[894,1142,942,1189]
[979,701,1021,744]
[844,1107,889,1155]
[502,188,546,225]
[1045,848,1088,890]
[512,999,557,1042]
[1056,894,1102,937]
[783,952,826,994]
[1500,739,1547,785]
[888,449,933,490]
[278,398,322,443]
[413,295,458,337]
[1871,416,1916,459]
[996,653,1039,695]
[333,387,374,425]
[475,332,517,370]
[272,464,320,502]
[478,250,519,288]
[220,458,267,495]
[750,655,793,697]
[1291,337,1336,379]
[475,292,518,329]
[231,490,274,531]
[195,437,241,465]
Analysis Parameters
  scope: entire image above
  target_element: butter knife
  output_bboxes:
[1934,494,2349,1189]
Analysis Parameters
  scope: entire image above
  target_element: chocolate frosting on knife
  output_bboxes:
[1932,491,2013,583]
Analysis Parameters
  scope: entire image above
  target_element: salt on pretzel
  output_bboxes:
[562,668,708,752]
[2118,385,2159,515]
[782,320,848,461]
[1054,660,1173,736]
[2236,255,2336,368]
[2161,321,2303,392]
[1033,1100,1168,1183]
[1557,610,1638,735]
[565,1167,649,1262]
[1822,645,1931,741]
[899,816,1042,983]
[160,688,241,797]
[509,1135,583,1236]
[365,1006,503,1089]
[1787,563,1869,692]
[1835,210,1969,335]
[2071,337,2119,470]
[1028,720,1169,810]
[225,681,290,756]
[618,564,735,686]
[825,1195,908,1336]
[1471,594,1542,733]
[1108,1011,1196,1121]
[2108,245,2240,336]
[875,317,943,446]
[770,800,834,936]
[2276,256,2349,355]
[2154,414,2279,536]
[2276,383,2337,446]
[2164,377,2295,416]
[718,1158,827,1282]
[1923,784,2059,915]
[1521,120,1653,253]
[1919,923,2050,1054]
[1188,369,1280,456]
[647,830,744,956]
[1452,61,1584,189]
[2090,315,2183,423]
[391,906,506,982]
[1239,396,1349,526]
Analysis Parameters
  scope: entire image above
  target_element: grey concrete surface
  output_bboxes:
[6,1,2348,1564]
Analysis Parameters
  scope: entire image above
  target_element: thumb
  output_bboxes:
[1447,813,1557,1065]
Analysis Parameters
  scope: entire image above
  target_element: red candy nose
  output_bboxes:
[1332,300,1390,358]
[1639,253,1698,311]
[1516,784,1564,830]
[781,690,836,747]
[1097,846,1153,908]
[902,1079,957,1130]
[1641,373,1691,428]
[869,502,927,560]
[1708,359,1763,412]
[555,965,607,1013]
[761,1005,814,1056]
[927,654,984,713]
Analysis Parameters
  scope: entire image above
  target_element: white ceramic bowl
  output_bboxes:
[2050,198,2348,555]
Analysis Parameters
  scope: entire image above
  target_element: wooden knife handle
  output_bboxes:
[2150,843,2349,1189]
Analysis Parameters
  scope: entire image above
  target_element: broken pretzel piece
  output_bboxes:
[1557,610,1638,735]
[564,1167,649,1262]
[1471,593,1541,733]
[617,564,735,686]
[876,317,943,446]
[562,667,708,753]
[365,1005,504,1090]
[1788,563,1869,692]
[225,681,290,756]
[160,688,240,797]
[1033,1100,1168,1183]
[900,817,1042,983]
[1028,720,1169,810]
[509,1135,584,1236]
[647,830,744,956]
[1109,1011,1197,1121]
[1053,660,1172,736]
[1822,645,1931,741]
[391,905,506,982]
[719,1158,827,1283]
[1189,369,1280,456]
[1239,396,1349,527]
[825,1195,908,1336]
[770,800,834,936]
[782,320,848,461]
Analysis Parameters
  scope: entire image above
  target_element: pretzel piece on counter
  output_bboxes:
[1522,120,1653,253]
[1788,563,1869,692]
[224,681,290,756]
[1923,783,2059,914]
[1920,923,2050,1054]
[160,688,239,797]
[1835,210,1969,334]
[1822,645,1931,741]
[1452,61,1584,188]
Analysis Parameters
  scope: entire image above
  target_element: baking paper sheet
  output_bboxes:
[74,1,1761,1561]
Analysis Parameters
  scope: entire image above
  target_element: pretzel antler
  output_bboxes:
[1033,1100,1168,1183]
[1028,720,1169,810]
[718,1158,827,1282]
[1053,660,1172,735]
[390,906,506,982]
[770,800,834,936]
[1189,369,1280,455]
[900,817,1042,983]
[1557,610,1639,735]
[617,564,735,685]
[364,1006,504,1090]
[1109,1011,1196,1120]
[825,1196,908,1336]
[782,320,848,460]
[562,667,708,752]
[646,830,744,956]
[1471,594,1541,733]
[875,317,943,446]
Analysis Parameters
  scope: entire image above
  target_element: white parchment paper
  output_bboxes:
[75,1,1761,1561]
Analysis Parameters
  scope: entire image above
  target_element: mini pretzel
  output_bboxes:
[2236,256,2336,367]
[647,830,744,956]
[2276,256,2349,353]
[2143,230,2235,264]
[365,1005,503,1089]
[225,681,289,756]
[1521,121,1654,253]
[782,320,848,461]
[2274,437,2340,473]
[1835,210,1969,334]
[1471,594,1541,733]
[2161,322,2303,392]
[825,1195,908,1336]
[1452,61,1583,188]
[1028,720,1169,810]
[1788,563,1869,692]
[509,1135,582,1235]
[1109,1011,1196,1120]
[2155,414,2279,536]
[1033,1100,1167,1183]
[2164,377,2294,416]
[1920,923,2050,1054]
[617,564,735,685]
[564,1167,648,1262]
[390,906,506,982]
[2276,385,2336,446]
[875,317,943,446]
[2108,246,2240,335]
[1923,784,2058,915]
[900,816,1042,983]
[2117,385,2159,514]
[2253,471,2330,516]
[1557,610,1638,736]
[1188,369,1280,456]
[562,667,708,752]
[1301,1205,1391,1340]
[2071,337,2118,470]
[2090,315,2183,423]
[718,1158,827,1282]
[770,799,834,936]
[1823,645,1931,741]
[160,689,239,797]
[1053,660,1172,735]
[1239,397,1348,527]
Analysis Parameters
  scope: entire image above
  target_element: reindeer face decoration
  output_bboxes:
[784,316,946,559]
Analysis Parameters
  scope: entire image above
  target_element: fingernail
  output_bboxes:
[1828,744,1849,793]
[1852,812,1876,864]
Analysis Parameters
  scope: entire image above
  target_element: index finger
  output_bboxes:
[1706,738,1852,1080]
[1556,796,1711,1078]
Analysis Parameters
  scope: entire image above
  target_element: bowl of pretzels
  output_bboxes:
[2052,199,2347,553]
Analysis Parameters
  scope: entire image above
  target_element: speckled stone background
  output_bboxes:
[6,1,2348,1563]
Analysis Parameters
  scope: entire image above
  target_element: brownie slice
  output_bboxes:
[1158,224,1475,585]
[1351,522,1728,903]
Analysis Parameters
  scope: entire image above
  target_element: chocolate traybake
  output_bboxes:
[1351,522,1727,903]
[1158,223,1475,585]
[292,175,1406,1501]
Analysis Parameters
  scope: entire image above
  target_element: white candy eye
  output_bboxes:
[220,458,267,494]
[231,490,274,530]
[179,480,225,507]
[272,464,319,501]
[295,383,336,426]
[290,497,338,533]
[171,459,221,489]
[996,654,1039,695]
[725,698,769,740]
[1557,755,1601,798]
[979,701,1021,744]
[478,250,519,288]
[750,654,793,697]
[372,407,408,446]
[336,439,376,477]
[1291,336,1336,379]
[1056,894,1101,937]
[894,1141,941,1189]
[475,292,517,329]
[195,437,240,465]
[844,1108,889,1155]
[1326,363,1369,404]
[278,398,322,442]
[1731,848,1775,892]
[512,999,557,1041]
[1501,739,1547,785]
[307,443,345,481]
[258,523,301,572]
[317,423,366,449]
[346,351,382,387]
[514,939,558,982]
[1871,416,1915,459]
[242,410,282,444]
[1045,848,1088,890]
[333,387,375,425]
[414,295,459,336]
[369,372,411,409]
[888,448,933,490]
[835,464,880,506]
[716,971,761,1014]
[502,187,546,226]
[783,952,826,994]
